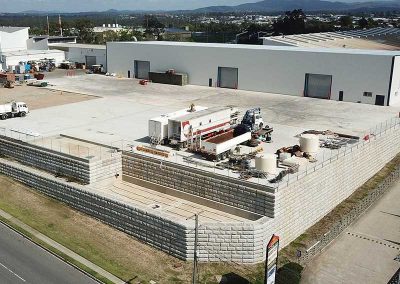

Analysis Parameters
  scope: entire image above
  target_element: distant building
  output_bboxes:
[261,27,400,51]
[93,24,126,34]
[163,27,191,40]
[49,43,106,70]
[0,26,65,71]
[0,27,29,52]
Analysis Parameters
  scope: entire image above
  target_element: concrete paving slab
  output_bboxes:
[301,180,400,284]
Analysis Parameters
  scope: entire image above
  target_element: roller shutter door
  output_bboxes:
[85,56,96,67]
[305,74,332,99]
[134,60,150,79]
[218,67,238,89]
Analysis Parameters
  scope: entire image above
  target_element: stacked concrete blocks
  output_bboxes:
[122,152,276,217]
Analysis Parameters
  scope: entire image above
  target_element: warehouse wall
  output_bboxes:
[107,42,395,105]
[275,122,400,247]
[389,56,400,106]
[67,47,107,71]
[0,28,28,52]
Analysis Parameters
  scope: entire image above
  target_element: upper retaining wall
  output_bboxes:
[0,135,121,184]
[275,123,400,247]
[122,152,276,217]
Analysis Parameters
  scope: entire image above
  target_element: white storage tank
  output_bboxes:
[255,154,277,174]
[300,134,319,153]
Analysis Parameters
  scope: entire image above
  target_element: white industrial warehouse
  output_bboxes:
[0,26,65,70]
[107,41,400,106]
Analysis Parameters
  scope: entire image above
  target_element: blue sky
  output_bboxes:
[0,0,390,13]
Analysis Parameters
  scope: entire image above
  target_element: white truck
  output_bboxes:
[168,106,239,149]
[148,105,207,145]
[200,128,252,161]
[0,101,29,120]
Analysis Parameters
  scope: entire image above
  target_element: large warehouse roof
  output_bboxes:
[261,27,400,51]
[49,43,106,50]
[109,40,400,56]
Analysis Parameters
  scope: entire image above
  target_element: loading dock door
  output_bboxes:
[85,56,96,68]
[304,74,332,99]
[218,67,238,89]
[134,60,150,79]
[375,95,385,106]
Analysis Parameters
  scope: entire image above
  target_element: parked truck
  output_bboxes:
[148,105,207,145]
[0,101,29,120]
[168,106,239,149]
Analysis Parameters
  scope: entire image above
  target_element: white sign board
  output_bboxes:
[267,264,276,284]
[267,242,279,266]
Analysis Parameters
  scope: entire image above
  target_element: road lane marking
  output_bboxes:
[0,261,26,282]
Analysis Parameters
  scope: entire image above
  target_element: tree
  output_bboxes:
[119,29,144,41]
[358,17,368,29]
[74,19,95,43]
[273,9,306,35]
[143,15,165,40]
[339,16,353,30]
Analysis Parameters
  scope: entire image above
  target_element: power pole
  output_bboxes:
[192,213,199,284]
[59,15,63,36]
[47,15,50,35]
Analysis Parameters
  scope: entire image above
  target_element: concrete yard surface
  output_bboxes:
[1,73,397,145]
[301,180,400,284]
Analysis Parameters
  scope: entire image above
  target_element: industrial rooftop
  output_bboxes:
[112,40,400,56]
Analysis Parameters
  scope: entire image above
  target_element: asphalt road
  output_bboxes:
[0,222,98,284]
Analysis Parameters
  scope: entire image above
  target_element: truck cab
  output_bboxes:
[241,108,264,132]
[14,102,29,116]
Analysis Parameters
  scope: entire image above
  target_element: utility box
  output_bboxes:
[149,71,188,86]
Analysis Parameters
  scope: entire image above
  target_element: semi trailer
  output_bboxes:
[0,101,29,120]
[168,106,239,149]
[148,105,207,145]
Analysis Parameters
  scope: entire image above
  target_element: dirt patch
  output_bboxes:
[0,175,263,284]
[0,85,96,110]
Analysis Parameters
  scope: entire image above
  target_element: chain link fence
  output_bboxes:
[297,165,400,264]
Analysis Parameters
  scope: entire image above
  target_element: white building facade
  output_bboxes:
[107,41,400,106]
[0,27,65,71]
[49,43,106,70]
[0,27,29,52]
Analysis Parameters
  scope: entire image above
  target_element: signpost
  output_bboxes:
[264,234,280,284]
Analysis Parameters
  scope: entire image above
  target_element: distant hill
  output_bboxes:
[193,0,400,13]
[15,0,400,15]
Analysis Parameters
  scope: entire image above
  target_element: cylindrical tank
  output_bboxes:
[255,154,277,174]
[300,134,319,153]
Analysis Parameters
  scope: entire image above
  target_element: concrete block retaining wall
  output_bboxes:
[0,158,268,263]
[122,152,276,217]
[275,126,400,247]
[189,218,274,263]
[0,135,121,184]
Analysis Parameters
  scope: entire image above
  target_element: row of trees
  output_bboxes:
[27,12,393,44]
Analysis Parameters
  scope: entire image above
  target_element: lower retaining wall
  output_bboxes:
[0,158,270,263]
[122,152,276,217]
[0,158,189,260]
